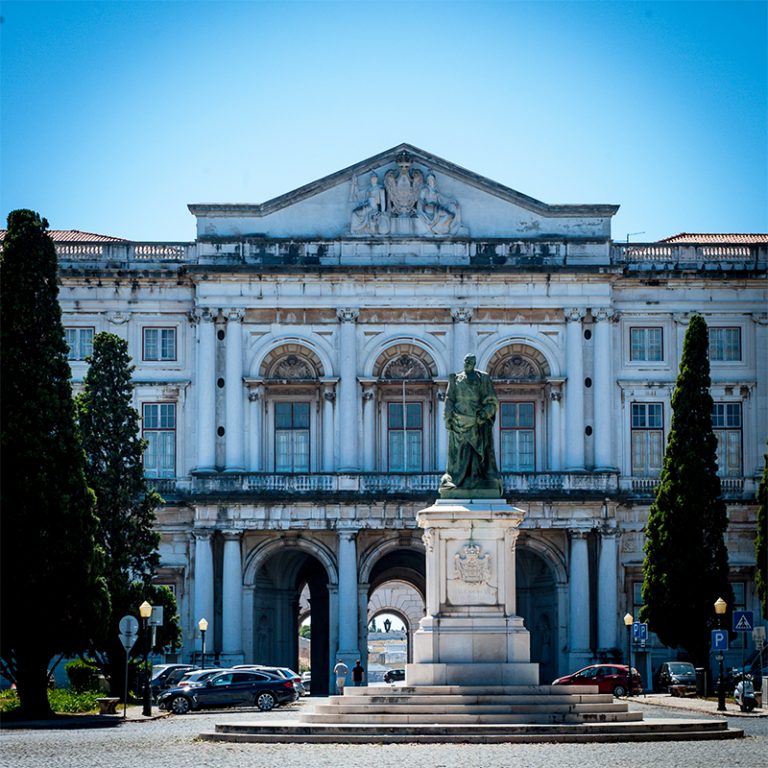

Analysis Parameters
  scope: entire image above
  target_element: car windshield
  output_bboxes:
[668,663,694,674]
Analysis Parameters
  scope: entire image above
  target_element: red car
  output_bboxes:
[552,664,642,697]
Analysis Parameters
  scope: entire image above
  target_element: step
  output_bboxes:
[300,711,644,724]
[201,718,743,744]
[327,693,619,707]
[310,702,631,716]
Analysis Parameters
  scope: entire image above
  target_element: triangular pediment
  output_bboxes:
[189,143,618,241]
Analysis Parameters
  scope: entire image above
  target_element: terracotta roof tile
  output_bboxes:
[0,229,128,243]
[659,233,768,244]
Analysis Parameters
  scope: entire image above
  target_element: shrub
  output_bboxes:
[65,659,99,692]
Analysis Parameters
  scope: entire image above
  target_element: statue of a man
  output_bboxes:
[440,353,502,498]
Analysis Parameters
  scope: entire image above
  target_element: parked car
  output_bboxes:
[176,668,227,689]
[150,664,198,698]
[158,669,296,714]
[301,671,311,694]
[384,668,406,684]
[233,665,305,698]
[653,661,697,693]
[552,664,642,697]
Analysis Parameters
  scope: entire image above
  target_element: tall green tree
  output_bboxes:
[640,314,733,667]
[76,332,180,693]
[756,449,767,617]
[0,210,109,717]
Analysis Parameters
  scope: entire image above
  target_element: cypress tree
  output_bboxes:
[0,210,109,717]
[756,449,767,617]
[640,314,733,667]
[76,332,180,693]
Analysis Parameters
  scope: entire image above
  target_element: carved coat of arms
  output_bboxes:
[384,151,423,216]
[454,544,491,585]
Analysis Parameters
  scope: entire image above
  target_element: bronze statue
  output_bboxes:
[439,354,503,498]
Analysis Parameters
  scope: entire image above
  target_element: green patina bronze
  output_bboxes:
[439,354,503,499]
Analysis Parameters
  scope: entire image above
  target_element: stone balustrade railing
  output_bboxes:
[148,470,624,498]
[55,242,193,264]
[612,243,766,268]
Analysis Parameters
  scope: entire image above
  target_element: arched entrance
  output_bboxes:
[245,540,334,696]
[516,548,558,684]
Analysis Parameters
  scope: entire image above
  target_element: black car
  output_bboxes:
[150,664,198,698]
[653,661,697,693]
[384,668,405,683]
[158,669,295,714]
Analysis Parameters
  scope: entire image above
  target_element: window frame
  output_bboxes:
[142,401,177,478]
[709,327,742,362]
[142,326,178,362]
[274,400,311,473]
[65,326,95,361]
[498,400,536,472]
[630,401,664,477]
[629,326,664,363]
[712,401,743,477]
[387,400,424,472]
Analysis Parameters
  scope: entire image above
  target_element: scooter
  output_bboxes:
[733,673,757,712]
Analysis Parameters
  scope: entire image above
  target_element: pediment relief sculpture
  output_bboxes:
[350,150,465,237]
[381,354,430,380]
[268,354,317,380]
[493,355,542,380]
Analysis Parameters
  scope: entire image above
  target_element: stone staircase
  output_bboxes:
[201,684,743,743]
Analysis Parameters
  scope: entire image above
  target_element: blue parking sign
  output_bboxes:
[711,629,728,651]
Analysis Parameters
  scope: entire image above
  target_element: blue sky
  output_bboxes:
[1,0,766,242]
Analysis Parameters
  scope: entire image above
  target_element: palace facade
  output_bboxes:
[41,145,768,693]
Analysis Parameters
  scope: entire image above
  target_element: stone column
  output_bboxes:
[247,384,263,471]
[593,308,615,470]
[195,309,217,472]
[753,315,768,474]
[451,307,473,370]
[193,530,214,652]
[568,529,591,662]
[336,308,360,471]
[221,531,244,663]
[336,529,360,662]
[597,526,619,652]
[547,381,563,471]
[322,382,337,472]
[224,309,245,472]
[564,309,585,470]
[361,383,377,471]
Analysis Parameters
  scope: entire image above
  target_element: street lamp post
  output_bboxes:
[139,600,153,717]
[198,618,208,669]
[623,613,634,697]
[715,597,727,712]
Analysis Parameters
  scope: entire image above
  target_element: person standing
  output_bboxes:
[333,658,349,695]
[352,659,365,687]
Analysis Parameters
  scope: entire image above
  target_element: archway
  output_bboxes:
[516,548,558,684]
[247,542,333,696]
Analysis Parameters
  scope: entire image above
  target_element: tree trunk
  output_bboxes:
[15,651,53,719]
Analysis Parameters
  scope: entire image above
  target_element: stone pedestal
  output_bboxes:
[407,498,539,686]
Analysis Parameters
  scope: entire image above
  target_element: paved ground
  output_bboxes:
[1,695,766,768]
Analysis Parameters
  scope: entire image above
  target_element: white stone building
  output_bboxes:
[27,144,768,694]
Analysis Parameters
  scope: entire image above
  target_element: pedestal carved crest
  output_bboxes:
[454,544,491,585]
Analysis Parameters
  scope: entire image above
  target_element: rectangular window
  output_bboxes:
[631,402,664,476]
[65,327,94,361]
[274,402,310,472]
[143,327,177,361]
[709,327,741,361]
[712,402,742,476]
[388,402,423,471]
[142,403,176,478]
[500,402,535,471]
[630,327,663,362]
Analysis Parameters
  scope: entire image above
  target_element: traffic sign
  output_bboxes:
[733,611,754,633]
[119,615,139,635]
[119,631,138,652]
[632,622,648,643]
[711,629,728,651]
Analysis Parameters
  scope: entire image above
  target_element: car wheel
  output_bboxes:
[612,684,627,697]
[256,691,276,711]
[170,695,191,715]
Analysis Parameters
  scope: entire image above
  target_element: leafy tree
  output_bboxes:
[756,448,767,617]
[76,332,180,693]
[0,210,109,717]
[640,314,733,667]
